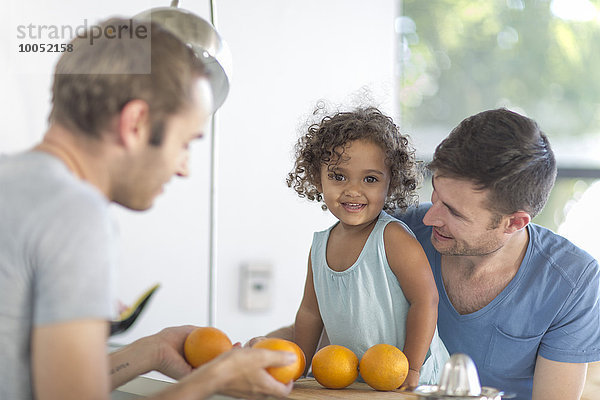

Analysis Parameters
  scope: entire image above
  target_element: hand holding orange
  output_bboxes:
[252,338,306,384]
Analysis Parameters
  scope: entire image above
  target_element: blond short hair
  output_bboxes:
[49,18,207,145]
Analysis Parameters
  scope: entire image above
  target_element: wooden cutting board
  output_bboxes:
[287,378,416,399]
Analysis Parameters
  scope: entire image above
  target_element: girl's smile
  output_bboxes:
[341,202,367,212]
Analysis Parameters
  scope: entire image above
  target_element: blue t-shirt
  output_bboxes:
[396,203,600,400]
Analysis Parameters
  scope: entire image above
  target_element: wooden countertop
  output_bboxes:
[113,362,600,399]
[288,378,415,399]
[113,376,415,399]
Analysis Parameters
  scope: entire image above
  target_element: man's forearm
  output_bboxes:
[109,338,156,390]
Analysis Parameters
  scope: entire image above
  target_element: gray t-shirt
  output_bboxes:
[0,151,116,399]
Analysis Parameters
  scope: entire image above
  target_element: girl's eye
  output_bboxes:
[329,173,345,181]
[365,176,378,183]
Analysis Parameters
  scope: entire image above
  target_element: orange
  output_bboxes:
[311,345,359,389]
[183,327,233,368]
[252,338,306,383]
[359,343,408,391]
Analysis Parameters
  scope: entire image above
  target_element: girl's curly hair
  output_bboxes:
[287,106,421,211]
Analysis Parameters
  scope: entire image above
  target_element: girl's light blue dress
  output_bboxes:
[311,211,449,385]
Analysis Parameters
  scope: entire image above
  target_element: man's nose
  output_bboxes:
[176,153,190,177]
[422,202,441,227]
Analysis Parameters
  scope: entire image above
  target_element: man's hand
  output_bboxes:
[184,346,296,399]
[110,325,197,389]
[111,325,296,400]
[144,325,198,379]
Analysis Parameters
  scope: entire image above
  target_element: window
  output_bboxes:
[397,0,600,256]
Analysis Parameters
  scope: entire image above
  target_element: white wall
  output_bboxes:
[1,0,396,345]
[215,0,396,343]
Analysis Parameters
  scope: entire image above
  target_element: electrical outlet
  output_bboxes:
[240,262,272,311]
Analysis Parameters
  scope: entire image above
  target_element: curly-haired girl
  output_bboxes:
[288,106,448,387]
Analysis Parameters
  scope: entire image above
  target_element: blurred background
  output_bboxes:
[1,0,599,361]
[397,0,600,249]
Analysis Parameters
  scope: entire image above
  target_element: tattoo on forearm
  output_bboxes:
[110,362,130,375]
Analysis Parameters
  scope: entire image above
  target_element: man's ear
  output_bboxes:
[118,100,150,149]
[505,211,531,233]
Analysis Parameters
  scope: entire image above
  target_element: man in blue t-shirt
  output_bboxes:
[395,108,600,399]
[265,108,600,399]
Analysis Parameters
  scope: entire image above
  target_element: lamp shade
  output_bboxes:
[134,6,232,112]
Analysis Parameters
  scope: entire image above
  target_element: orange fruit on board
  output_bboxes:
[359,343,409,391]
[311,345,359,389]
[252,338,306,383]
[183,327,233,368]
